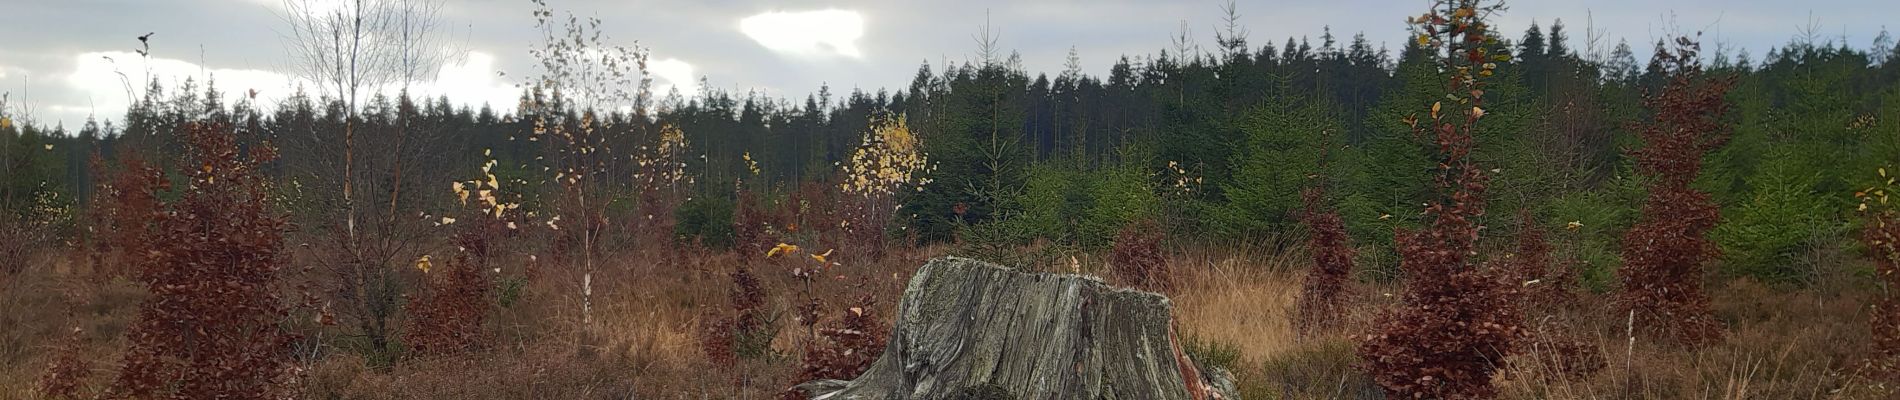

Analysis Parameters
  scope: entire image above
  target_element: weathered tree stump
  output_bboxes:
[797,257,1238,400]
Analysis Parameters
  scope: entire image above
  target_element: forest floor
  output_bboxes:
[0,242,1887,399]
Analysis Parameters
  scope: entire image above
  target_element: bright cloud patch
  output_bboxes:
[52,49,521,125]
[62,51,295,120]
[739,10,865,59]
[649,58,699,96]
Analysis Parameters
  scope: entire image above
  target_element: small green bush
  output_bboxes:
[674,195,734,248]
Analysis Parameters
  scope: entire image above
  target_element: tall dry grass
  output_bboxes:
[1,234,1891,399]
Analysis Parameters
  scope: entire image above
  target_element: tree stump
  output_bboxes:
[796,257,1238,400]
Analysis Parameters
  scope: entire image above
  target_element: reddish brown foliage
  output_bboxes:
[1296,186,1356,334]
[733,187,783,264]
[1111,218,1171,291]
[794,295,889,382]
[91,155,166,279]
[36,326,92,399]
[1358,2,1524,398]
[108,121,298,399]
[1863,211,1900,380]
[403,221,502,357]
[1507,210,1602,381]
[701,265,774,368]
[1510,210,1577,308]
[1615,37,1733,348]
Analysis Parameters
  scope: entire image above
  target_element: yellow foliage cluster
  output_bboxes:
[634,123,692,188]
[1161,160,1203,196]
[838,113,934,197]
[1860,167,1896,214]
[447,151,523,223]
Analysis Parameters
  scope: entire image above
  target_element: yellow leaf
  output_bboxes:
[767,243,799,258]
[1471,106,1486,119]
[811,249,834,264]
[1566,221,1583,231]
[415,255,433,273]
[1431,102,1442,119]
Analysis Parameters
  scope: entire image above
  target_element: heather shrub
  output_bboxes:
[1295,185,1356,335]
[35,326,90,400]
[1110,218,1171,291]
[794,295,889,382]
[109,121,298,399]
[1357,1,1526,398]
[402,227,499,357]
[1615,36,1734,347]
[700,265,779,374]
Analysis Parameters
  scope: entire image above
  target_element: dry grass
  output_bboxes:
[1,241,1890,399]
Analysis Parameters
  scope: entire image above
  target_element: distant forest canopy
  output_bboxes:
[4,14,1900,287]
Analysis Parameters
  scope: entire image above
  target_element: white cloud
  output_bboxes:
[740,10,866,59]
[53,48,524,125]
[62,51,299,121]
[409,51,521,111]
[649,57,698,97]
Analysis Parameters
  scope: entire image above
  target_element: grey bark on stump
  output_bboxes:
[797,257,1238,400]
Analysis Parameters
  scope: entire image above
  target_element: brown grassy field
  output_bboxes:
[0,240,1886,399]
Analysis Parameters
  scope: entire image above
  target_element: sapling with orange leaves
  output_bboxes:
[109,121,297,399]
[1356,1,1526,398]
[1614,36,1734,347]
[1858,167,1900,381]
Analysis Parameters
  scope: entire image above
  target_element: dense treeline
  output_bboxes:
[5,19,1900,288]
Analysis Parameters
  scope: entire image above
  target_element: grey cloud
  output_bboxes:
[3,0,1895,128]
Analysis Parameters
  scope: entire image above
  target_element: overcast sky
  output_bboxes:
[2,0,1893,129]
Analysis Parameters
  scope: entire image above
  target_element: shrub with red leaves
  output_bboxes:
[794,295,890,382]
[1111,218,1170,291]
[1357,2,1525,398]
[1510,210,1578,308]
[36,326,91,400]
[1296,185,1356,334]
[1507,210,1603,380]
[1614,37,1734,348]
[108,121,298,399]
[91,154,165,279]
[402,221,501,357]
[1860,176,1900,380]
[732,187,781,264]
[701,265,775,368]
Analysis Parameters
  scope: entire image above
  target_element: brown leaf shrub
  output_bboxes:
[1111,218,1170,291]
[733,187,783,264]
[1357,2,1525,398]
[700,265,775,369]
[108,121,298,399]
[1509,210,1578,309]
[402,222,501,357]
[91,155,165,280]
[1860,174,1900,382]
[36,326,91,399]
[1615,37,1734,347]
[794,295,889,382]
[1296,186,1356,334]
[1505,210,1603,381]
